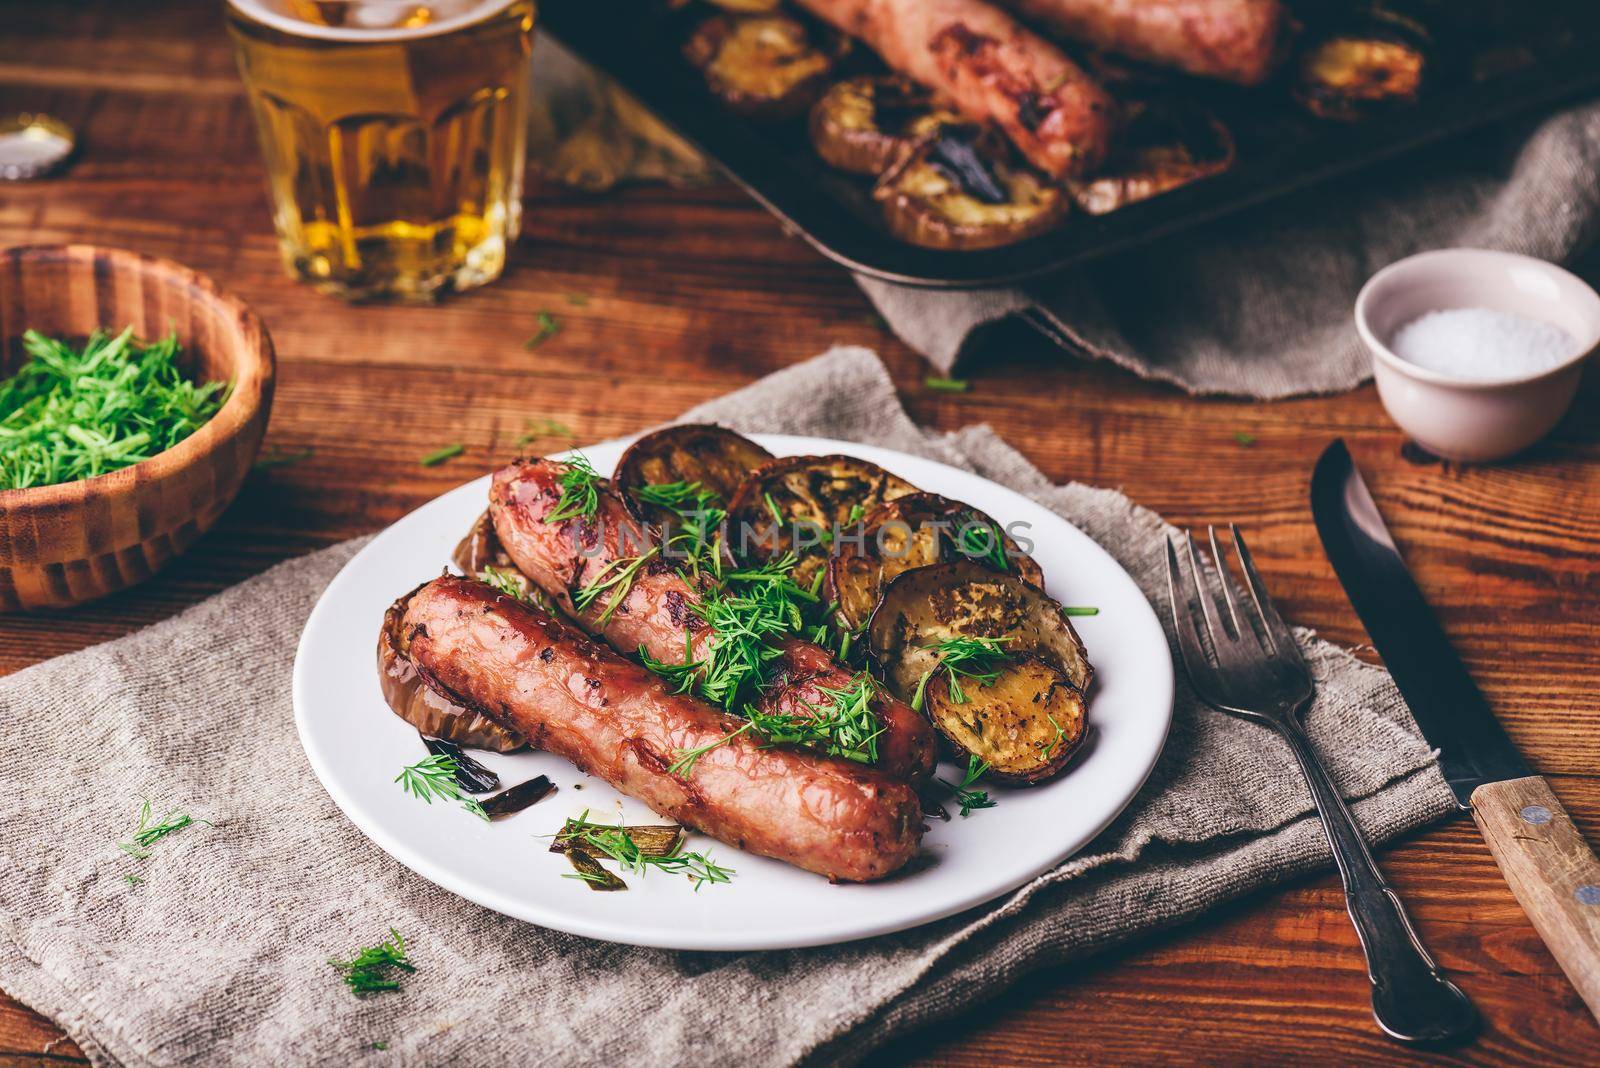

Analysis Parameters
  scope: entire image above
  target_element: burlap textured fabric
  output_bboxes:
[0,348,1458,1066]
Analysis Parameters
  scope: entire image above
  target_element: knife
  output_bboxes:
[1312,439,1600,1022]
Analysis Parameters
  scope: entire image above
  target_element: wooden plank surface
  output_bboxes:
[1,2,1598,1063]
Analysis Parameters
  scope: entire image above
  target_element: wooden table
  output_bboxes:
[2,3,1598,1064]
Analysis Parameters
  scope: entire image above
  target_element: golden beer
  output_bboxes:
[226,0,535,300]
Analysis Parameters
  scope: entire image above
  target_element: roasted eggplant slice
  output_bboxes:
[683,13,845,118]
[809,76,961,176]
[866,561,1091,705]
[828,492,1043,630]
[726,454,917,584]
[1067,100,1234,216]
[377,588,525,752]
[1294,8,1428,122]
[615,423,774,526]
[923,652,1086,785]
[875,128,1068,251]
[866,562,1091,784]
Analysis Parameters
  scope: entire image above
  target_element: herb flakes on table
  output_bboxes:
[118,798,212,859]
[329,928,415,995]
[524,311,561,349]
[0,327,227,490]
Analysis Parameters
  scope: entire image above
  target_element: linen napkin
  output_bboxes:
[0,347,1458,1068]
[860,98,1600,397]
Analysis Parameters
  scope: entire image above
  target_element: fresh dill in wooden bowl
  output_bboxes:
[0,328,228,490]
[0,245,274,611]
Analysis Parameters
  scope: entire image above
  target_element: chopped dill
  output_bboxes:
[253,446,313,470]
[573,547,659,626]
[1061,605,1099,617]
[911,636,1012,711]
[524,311,561,349]
[667,722,752,777]
[516,417,573,446]
[557,812,734,890]
[419,443,464,467]
[0,328,227,490]
[924,376,970,393]
[938,755,995,817]
[329,929,415,995]
[545,452,601,523]
[118,798,212,859]
[477,564,530,602]
[395,754,490,822]
[956,515,1008,571]
[123,873,143,887]
[1234,431,1256,446]
[753,673,883,764]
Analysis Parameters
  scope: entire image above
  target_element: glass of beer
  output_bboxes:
[226,0,536,301]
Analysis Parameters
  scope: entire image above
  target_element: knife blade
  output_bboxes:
[1311,438,1600,1022]
[1310,440,1530,805]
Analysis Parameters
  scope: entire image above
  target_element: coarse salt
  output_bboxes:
[1390,307,1576,382]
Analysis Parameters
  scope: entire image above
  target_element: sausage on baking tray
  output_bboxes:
[995,0,1287,86]
[793,0,1114,179]
[486,458,938,784]
[401,576,923,883]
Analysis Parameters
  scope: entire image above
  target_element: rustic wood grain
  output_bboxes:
[0,245,273,609]
[1,1,1599,1063]
[1472,776,1600,1021]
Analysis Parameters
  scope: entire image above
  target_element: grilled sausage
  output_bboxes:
[402,576,923,882]
[487,458,938,783]
[995,0,1286,86]
[793,0,1114,179]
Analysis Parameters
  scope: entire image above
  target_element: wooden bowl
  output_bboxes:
[0,246,275,610]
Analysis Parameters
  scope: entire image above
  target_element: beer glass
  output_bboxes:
[226,0,535,301]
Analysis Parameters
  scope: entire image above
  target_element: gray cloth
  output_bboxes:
[860,99,1600,397]
[0,347,1457,1067]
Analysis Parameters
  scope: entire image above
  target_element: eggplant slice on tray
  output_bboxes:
[809,75,963,176]
[683,12,848,118]
[1293,6,1429,122]
[874,126,1069,251]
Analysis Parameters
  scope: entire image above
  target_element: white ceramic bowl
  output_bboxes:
[1355,249,1600,462]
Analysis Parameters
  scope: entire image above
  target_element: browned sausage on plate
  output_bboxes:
[995,0,1286,85]
[402,576,923,883]
[793,0,1114,179]
[487,458,938,783]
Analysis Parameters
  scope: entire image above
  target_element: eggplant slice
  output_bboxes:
[866,562,1091,784]
[809,76,962,176]
[726,454,917,585]
[875,127,1068,251]
[923,652,1086,785]
[1067,100,1234,216]
[1294,8,1428,122]
[828,492,1043,631]
[684,13,846,118]
[378,587,525,752]
[614,423,773,526]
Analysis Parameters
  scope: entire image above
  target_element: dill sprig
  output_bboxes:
[956,515,1008,572]
[0,328,227,490]
[329,928,415,995]
[545,453,601,524]
[938,755,995,817]
[634,480,727,580]
[118,798,212,859]
[557,812,734,890]
[752,673,883,764]
[667,722,753,776]
[395,754,490,822]
[477,564,529,601]
[911,636,1012,711]
[573,548,659,626]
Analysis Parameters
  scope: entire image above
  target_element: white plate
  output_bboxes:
[293,435,1173,951]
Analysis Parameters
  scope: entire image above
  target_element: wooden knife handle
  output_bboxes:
[1471,775,1600,1020]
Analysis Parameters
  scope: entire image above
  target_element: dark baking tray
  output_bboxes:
[542,1,1600,289]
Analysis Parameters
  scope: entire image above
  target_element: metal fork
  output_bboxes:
[1165,525,1475,1045]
